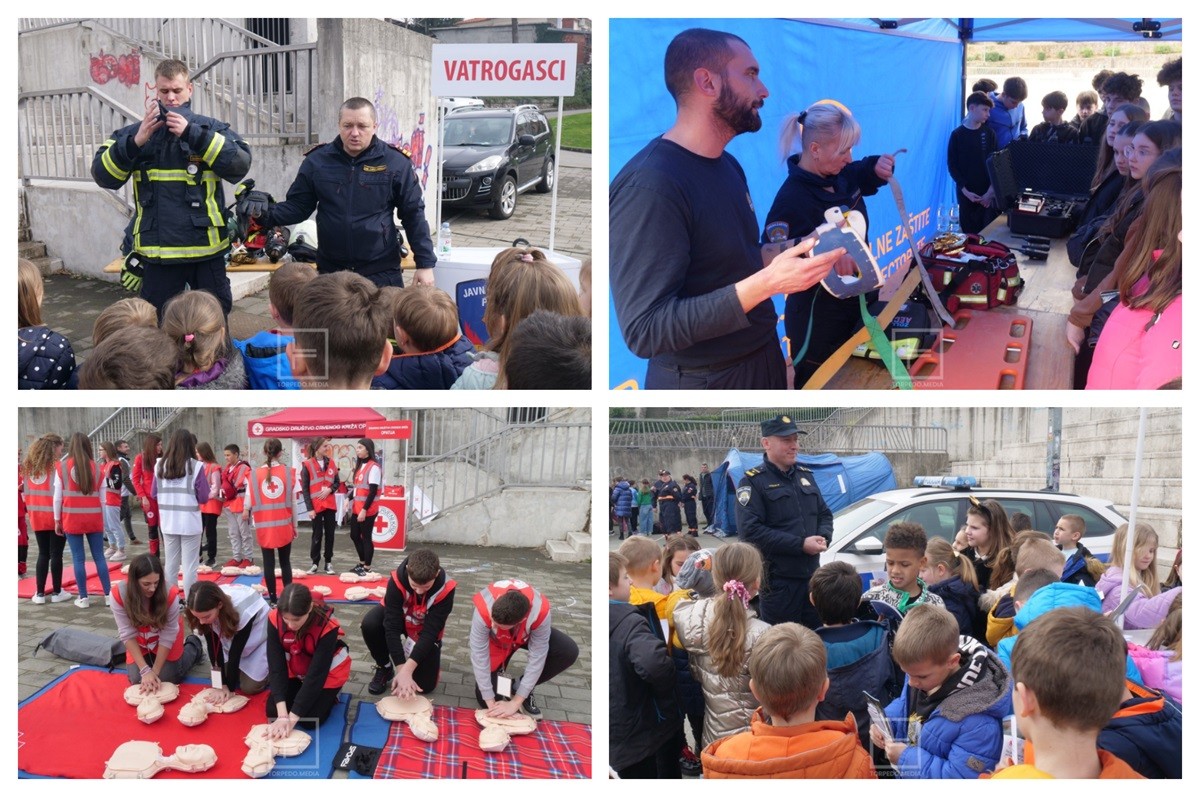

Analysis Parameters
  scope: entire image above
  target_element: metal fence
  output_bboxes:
[408,421,591,522]
[17,88,139,210]
[191,43,317,142]
[609,419,947,454]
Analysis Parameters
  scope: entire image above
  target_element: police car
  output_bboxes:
[820,476,1126,586]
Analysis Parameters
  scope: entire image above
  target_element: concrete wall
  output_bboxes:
[432,23,543,45]
[19,22,151,114]
[411,486,589,547]
[24,184,129,280]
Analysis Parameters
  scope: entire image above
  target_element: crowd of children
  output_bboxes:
[611,509,1182,779]
[19,246,591,391]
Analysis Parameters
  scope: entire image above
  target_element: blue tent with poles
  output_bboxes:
[711,449,897,533]
[609,17,1182,388]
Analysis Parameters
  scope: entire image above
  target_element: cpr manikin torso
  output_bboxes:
[241,724,311,778]
[344,585,387,601]
[103,741,217,778]
[177,687,250,726]
[474,710,538,752]
[123,682,180,724]
[376,694,439,741]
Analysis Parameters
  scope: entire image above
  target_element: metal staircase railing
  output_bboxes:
[407,419,591,523]
[190,43,318,143]
[17,87,139,213]
[86,407,183,448]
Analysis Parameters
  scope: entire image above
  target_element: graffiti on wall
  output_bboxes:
[372,88,434,189]
[89,48,141,88]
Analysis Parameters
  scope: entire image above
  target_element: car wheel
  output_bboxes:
[535,157,555,193]
[489,174,517,220]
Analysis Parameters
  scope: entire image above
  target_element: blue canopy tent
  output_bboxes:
[710,449,897,533]
[609,18,1182,388]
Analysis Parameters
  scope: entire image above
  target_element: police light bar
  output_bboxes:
[913,475,978,488]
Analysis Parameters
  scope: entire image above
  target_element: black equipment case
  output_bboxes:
[987,139,1097,238]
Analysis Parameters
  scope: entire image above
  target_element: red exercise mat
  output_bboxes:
[18,668,271,778]
[373,704,591,779]
[17,561,121,600]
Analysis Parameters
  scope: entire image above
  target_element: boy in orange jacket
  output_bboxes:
[701,622,876,779]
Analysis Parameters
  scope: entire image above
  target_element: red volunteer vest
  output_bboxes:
[472,580,551,671]
[200,462,223,514]
[303,458,338,513]
[57,458,103,534]
[112,584,185,661]
[23,471,55,531]
[268,608,350,689]
[388,570,457,639]
[102,461,124,507]
[352,460,381,515]
[248,464,295,549]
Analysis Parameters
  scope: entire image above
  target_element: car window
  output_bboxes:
[445,117,508,147]
[1039,500,1121,537]
[849,497,963,548]
[517,113,537,138]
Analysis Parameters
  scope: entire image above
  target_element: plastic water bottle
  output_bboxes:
[437,222,451,256]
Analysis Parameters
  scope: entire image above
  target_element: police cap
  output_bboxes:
[760,415,807,438]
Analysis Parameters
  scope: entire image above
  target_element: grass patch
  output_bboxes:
[549,112,591,151]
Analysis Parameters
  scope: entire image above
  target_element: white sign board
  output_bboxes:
[432,43,577,97]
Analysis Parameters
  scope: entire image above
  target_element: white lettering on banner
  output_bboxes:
[432,43,577,97]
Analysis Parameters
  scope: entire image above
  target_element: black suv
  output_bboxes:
[440,105,554,220]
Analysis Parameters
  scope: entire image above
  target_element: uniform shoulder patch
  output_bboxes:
[736,485,752,506]
[303,142,327,156]
[744,467,761,478]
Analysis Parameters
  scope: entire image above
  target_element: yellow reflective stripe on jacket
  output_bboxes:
[130,169,228,259]
[100,140,129,181]
[201,132,226,167]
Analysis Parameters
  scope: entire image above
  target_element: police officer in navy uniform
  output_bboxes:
[263,97,436,289]
[93,59,251,319]
[651,469,683,535]
[734,415,832,629]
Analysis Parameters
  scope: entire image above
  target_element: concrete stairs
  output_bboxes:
[18,208,62,275]
[546,531,591,563]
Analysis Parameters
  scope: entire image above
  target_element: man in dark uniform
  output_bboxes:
[698,462,715,529]
[735,415,832,629]
[92,59,251,318]
[262,97,436,288]
[651,469,683,536]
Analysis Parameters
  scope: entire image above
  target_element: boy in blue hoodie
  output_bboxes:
[234,261,312,389]
[810,561,896,751]
[1052,514,1103,588]
[372,285,474,390]
[872,604,1009,778]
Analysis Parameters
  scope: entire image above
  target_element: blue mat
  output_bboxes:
[346,698,393,779]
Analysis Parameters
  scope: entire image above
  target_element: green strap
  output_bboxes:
[859,294,913,390]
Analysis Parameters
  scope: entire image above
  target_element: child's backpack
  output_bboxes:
[36,628,125,670]
[233,331,300,390]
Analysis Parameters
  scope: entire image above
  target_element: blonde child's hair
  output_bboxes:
[1147,593,1182,660]
[1058,514,1086,541]
[1015,537,1065,577]
[481,248,583,369]
[393,286,460,352]
[267,262,316,327]
[710,542,763,677]
[18,258,44,328]
[661,534,701,587]
[749,622,827,721]
[617,536,661,575]
[578,259,592,317]
[78,326,179,390]
[160,289,229,376]
[892,603,959,668]
[1011,606,1126,732]
[925,537,978,589]
[609,552,628,588]
[92,297,157,347]
[1111,522,1162,595]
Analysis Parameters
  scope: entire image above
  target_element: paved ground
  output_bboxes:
[39,159,591,360]
[18,518,591,778]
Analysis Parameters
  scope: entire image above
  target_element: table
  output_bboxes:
[820,217,1079,389]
